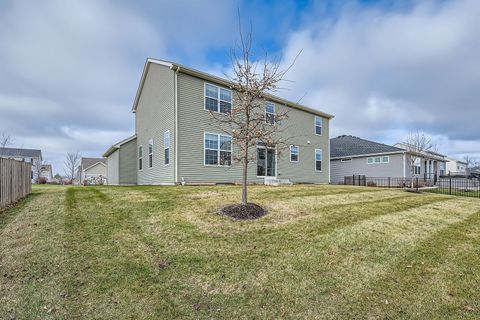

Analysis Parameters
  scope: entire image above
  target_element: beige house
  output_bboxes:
[78,157,107,185]
[103,135,137,185]
[106,58,333,185]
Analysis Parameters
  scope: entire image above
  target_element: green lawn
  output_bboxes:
[1,184,479,319]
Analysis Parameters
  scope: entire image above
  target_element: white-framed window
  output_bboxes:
[164,131,170,165]
[138,145,143,170]
[315,149,322,171]
[290,145,299,162]
[314,116,322,136]
[148,139,153,168]
[341,158,352,162]
[204,83,232,113]
[265,102,275,125]
[204,132,232,166]
[414,158,421,174]
[367,156,389,164]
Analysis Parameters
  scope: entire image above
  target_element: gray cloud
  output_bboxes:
[279,0,480,159]
[0,0,238,174]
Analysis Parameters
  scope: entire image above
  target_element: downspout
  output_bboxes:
[174,66,180,184]
[328,135,331,184]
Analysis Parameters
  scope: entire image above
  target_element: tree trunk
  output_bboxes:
[241,145,248,205]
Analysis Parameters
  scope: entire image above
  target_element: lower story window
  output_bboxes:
[290,145,299,162]
[138,146,143,170]
[315,149,322,171]
[204,133,232,166]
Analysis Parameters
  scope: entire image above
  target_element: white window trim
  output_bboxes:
[138,145,143,171]
[367,156,390,164]
[148,139,154,169]
[315,148,323,172]
[204,82,232,114]
[164,130,171,166]
[265,102,276,125]
[314,116,323,136]
[256,144,277,178]
[203,132,233,167]
[289,145,299,163]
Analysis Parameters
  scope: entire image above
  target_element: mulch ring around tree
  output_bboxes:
[217,203,267,220]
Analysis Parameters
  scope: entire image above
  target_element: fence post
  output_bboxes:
[449,177,452,195]
[416,178,419,192]
[388,177,391,188]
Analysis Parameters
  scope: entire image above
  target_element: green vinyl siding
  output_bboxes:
[176,72,330,184]
[135,63,175,185]
[119,138,137,185]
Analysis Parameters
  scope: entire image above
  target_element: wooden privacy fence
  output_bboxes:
[0,158,32,209]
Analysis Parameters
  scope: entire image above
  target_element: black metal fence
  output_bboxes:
[344,175,480,198]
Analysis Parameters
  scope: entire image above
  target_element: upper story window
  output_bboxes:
[164,131,170,165]
[204,132,232,166]
[315,116,322,135]
[265,102,275,125]
[148,139,153,168]
[315,149,323,171]
[205,83,232,113]
[138,146,143,170]
[290,145,299,162]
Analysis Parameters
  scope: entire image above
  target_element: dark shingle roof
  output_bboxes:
[330,135,404,158]
[81,157,106,169]
[0,147,42,159]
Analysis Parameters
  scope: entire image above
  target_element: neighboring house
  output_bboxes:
[78,157,107,185]
[0,147,42,183]
[120,58,333,185]
[330,135,447,184]
[103,135,137,185]
[394,143,447,179]
[40,164,53,182]
[445,157,467,175]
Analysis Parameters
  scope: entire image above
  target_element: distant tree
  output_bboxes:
[0,133,14,148]
[403,131,434,186]
[54,173,62,180]
[64,151,81,183]
[208,21,300,207]
[463,155,478,175]
[32,159,46,184]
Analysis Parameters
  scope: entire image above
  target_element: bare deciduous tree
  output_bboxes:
[209,21,300,205]
[403,131,434,185]
[33,159,45,184]
[0,133,14,148]
[463,155,478,175]
[64,151,81,183]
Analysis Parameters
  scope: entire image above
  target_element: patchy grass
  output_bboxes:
[1,184,479,319]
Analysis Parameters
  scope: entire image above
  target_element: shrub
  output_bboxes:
[37,177,48,184]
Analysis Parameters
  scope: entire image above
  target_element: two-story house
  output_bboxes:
[105,58,333,185]
[0,147,42,183]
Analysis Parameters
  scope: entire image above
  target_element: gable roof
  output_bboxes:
[0,147,42,159]
[102,135,137,157]
[41,164,52,171]
[131,58,334,119]
[445,157,467,165]
[330,135,405,159]
[393,143,447,161]
[81,157,106,170]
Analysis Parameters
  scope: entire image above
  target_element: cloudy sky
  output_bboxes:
[1,0,479,174]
